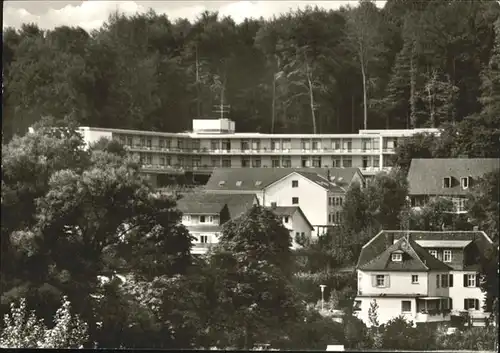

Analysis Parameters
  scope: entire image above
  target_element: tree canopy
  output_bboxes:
[3,1,500,140]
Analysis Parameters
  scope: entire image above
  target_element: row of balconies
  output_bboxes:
[124,145,396,154]
[140,163,393,173]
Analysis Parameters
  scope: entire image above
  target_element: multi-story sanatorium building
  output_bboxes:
[78,118,439,187]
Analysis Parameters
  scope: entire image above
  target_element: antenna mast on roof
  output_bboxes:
[213,73,230,119]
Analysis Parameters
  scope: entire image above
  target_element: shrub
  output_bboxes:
[0,296,88,348]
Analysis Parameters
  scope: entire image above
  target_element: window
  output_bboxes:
[222,140,231,151]
[443,250,452,262]
[412,275,419,284]
[272,158,280,168]
[146,154,152,164]
[252,158,261,168]
[252,140,260,150]
[354,300,362,311]
[211,140,219,150]
[177,139,184,149]
[200,216,206,223]
[464,273,477,287]
[328,213,334,223]
[271,202,277,208]
[284,216,289,223]
[127,137,133,147]
[183,215,191,223]
[222,159,231,167]
[160,157,165,166]
[443,177,451,188]
[343,139,352,151]
[401,300,412,313]
[282,139,291,150]
[200,235,208,244]
[343,158,352,168]
[211,158,220,167]
[292,197,299,205]
[429,250,438,258]
[282,157,291,168]
[236,181,242,187]
[373,156,380,168]
[461,177,469,189]
[332,139,341,150]
[332,157,341,168]
[464,298,479,310]
[376,275,385,287]
[241,158,250,167]
[271,140,280,150]
[140,137,146,147]
[301,139,310,150]
[335,212,341,224]
[328,197,333,206]
[312,156,321,167]
[392,253,402,262]
[362,157,370,169]
[441,274,449,288]
[301,157,310,167]
[241,140,250,150]
[436,274,440,288]
[292,180,299,188]
[191,139,200,150]
[312,140,320,150]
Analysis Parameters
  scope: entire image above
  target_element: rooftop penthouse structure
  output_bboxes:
[77,118,439,187]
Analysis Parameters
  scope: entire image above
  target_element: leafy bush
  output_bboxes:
[0,297,88,348]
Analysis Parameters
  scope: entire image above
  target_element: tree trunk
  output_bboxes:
[351,95,355,132]
[195,45,201,118]
[361,62,368,130]
[271,73,276,134]
[305,62,317,134]
[409,43,417,128]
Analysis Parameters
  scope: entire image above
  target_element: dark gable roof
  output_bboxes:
[357,230,494,271]
[408,158,499,196]
[205,167,359,192]
[176,199,225,214]
[268,206,314,230]
[359,236,451,272]
[178,192,257,219]
[294,171,346,192]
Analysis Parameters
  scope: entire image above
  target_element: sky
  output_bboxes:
[3,1,386,31]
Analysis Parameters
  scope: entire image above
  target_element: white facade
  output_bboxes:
[277,209,313,249]
[263,172,343,237]
[76,120,440,185]
[181,213,222,255]
[355,270,488,327]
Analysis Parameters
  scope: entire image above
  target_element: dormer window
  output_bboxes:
[429,250,438,258]
[255,181,262,187]
[236,181,242,187]
[443,177,451,188]
[461,177,470,189]
[391,253,402,262]
[218,180,226,186]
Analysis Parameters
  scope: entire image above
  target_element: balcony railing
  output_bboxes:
[126,145,384,154]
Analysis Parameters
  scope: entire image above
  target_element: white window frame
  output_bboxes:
[466,274,476,287]
[200,235,208,244]
[429,250,438,258]
[443,177,451,188]
[443,250,452,262]
[411,275,419,284]
[465,298,476,310]
[392,253,402,262]
[461,177,469,189]
[376,274,385,287]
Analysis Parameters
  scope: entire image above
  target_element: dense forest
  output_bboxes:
[2,0,500,140]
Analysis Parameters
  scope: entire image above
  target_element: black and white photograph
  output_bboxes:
[1,0,499,351]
